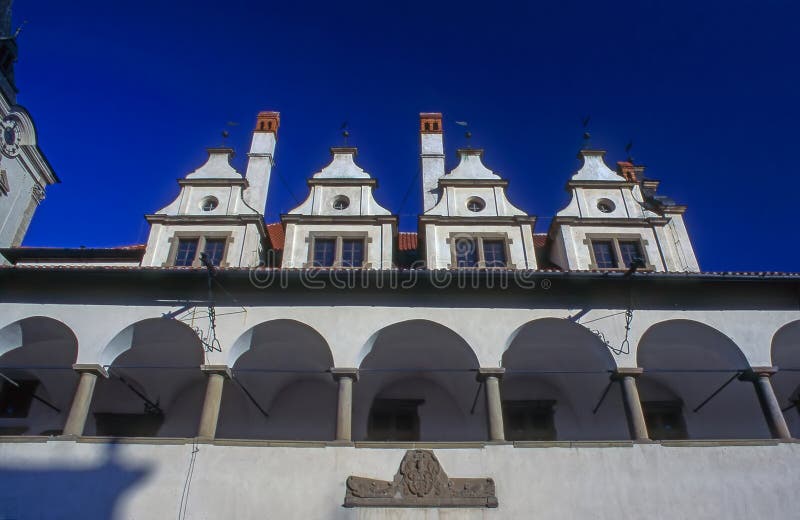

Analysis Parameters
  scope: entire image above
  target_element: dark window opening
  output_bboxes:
[643,401,687,440]
[259,122,265,130]
[483,240,507,267]
[502,400,556,441]
[367,399,422,441]
[174,239,199,267]
[313,238,336,267]
[203,238,226,266]
[433,121,439,131]
[0,379,39,418]
[455,238,478,267]
[591,240,616,269]
[94,412,165,437]
[341,239,364,267]
[424,122,431,131]
[267,121,273,130]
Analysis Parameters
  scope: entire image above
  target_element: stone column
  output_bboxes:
[197,365,231,440]
[63,364,108,437]
[740,367,792,440]
[331,368,359,442]
[478,368,505,442]
[613,368,649,441]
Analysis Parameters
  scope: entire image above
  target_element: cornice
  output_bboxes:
[177,178,249,188]
[566,180,637,189]
[144,214,267,236]
[438,178,509,188]
[307,178,378,188]
[281,214,398,226]
[551,216,670,227]
[418,215,537,226]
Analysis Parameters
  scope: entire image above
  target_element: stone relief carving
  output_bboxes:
[31,183,45,204]
[344,449,497,508]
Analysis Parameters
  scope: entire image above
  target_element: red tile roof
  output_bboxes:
[533,233,548,248]
[399,232,418,251]
[266,223,285,250]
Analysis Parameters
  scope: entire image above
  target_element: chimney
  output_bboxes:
[420,112,445,213]
[616,161,645,182]
[244,111,279,214]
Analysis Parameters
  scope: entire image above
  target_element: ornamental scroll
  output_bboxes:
[344,450,498,508]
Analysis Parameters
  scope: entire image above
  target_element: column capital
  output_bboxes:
[201,365,232,378]
[331,368,359,381]
[477,368,505,382]
[611,367,643,380]
[739,366,778,381]
[72,363,108,378]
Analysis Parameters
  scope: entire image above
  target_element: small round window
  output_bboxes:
[597,198,615,213]
[466,197,485,212]
[200,196,219,212]
[332,195,350,210]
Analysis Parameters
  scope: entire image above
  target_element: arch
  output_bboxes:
[358,319,479,370]
[228,319,333,369]
[503,318,616,371]
[0,317,79,436]
[99,318,204,367]
[502,318,627,441]
[218,320,335,440]
[354,320,483,442]
[637,319,749,370]
[770,319,800,437]
[637,319,768,440]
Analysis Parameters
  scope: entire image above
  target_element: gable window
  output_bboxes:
[170,235,230,267]
[586,235,649,270]
[643,400,687,440]
[309,235,368,268]
[451,235,510,268]
[503,400,557,441]
[367,399,422,441]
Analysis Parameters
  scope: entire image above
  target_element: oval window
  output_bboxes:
[200,196,219,211]
[332,195,350,210]
[466,197,486,212]
[597,198,615,213]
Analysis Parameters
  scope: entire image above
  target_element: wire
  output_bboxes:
[177,440,199,520]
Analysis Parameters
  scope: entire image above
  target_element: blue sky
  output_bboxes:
[13,0,800,271]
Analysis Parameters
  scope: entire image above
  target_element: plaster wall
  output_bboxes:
[0,155,37,248]
[282,223,393,269]
[0,441,797,519]
[141,222,261,268]
[423,224,536,269]
[564,225,665,271]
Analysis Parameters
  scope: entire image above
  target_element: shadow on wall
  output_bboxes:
[0,442,152,519]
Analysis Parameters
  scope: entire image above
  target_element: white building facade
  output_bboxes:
[0,109,799,519]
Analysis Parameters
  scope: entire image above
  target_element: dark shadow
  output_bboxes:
[0,442,152,519]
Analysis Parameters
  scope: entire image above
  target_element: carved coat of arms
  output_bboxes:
[344,450,498,508]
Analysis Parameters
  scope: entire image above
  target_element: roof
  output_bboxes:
[0,245,146,264]
[266,222,285,250]
[533,233,548,248]
[398,232,418,251]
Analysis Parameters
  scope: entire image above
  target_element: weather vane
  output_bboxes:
[625,139,634,163]
[221,121,238,146]
[340,121,350,146]
[455,121,471,146]
[581,115,592,150]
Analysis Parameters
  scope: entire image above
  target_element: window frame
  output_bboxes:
[367,398,423,442]
[642,400,688,440]
[447,233,514,269]
[305,232,371,268]
[165,232,233,268]
[584,233,653,271]
[502,399,557,441]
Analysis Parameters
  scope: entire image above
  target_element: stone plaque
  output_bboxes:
[344,450,497,508]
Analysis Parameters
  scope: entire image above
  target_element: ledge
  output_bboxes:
[513,440,634,448]
[354,441,488,449]
[658,439,782,447]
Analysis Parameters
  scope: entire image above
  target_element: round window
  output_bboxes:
[597,198,615,213]
[200,196,219,211]
[332,196,350,210]
[466,197,486,212]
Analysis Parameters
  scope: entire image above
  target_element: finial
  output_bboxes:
[340,121,349,146]
[581,115,592,150]
[625,139,634,163]
[456,121,472,147]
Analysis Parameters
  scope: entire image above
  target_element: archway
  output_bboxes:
[86,318,205,437]
[217,320,336,440]
[502,318,627,441]
[637,320,769,439]
[771,320,800,437]
[354,320,484,442]
[0,317,78,436]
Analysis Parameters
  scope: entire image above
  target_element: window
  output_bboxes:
[174,239,199,267]
[587,236,649,270]
[596,198,615,213]
[592,241,616,269]
[341,239,364,267]
[313,238,336,267]
[451,235,509,268]
[171,236,229,267]
[0,379,39,418]
[367,399,422,441]
[332,196,350,210]
[455,238,479,267]
[503,400,557,441]
[466,197,486,212]
[199,196,219,212]
[203,239,226,266]
[309,236,367,268]
[94,412,165,437]
[643,401,687,440]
